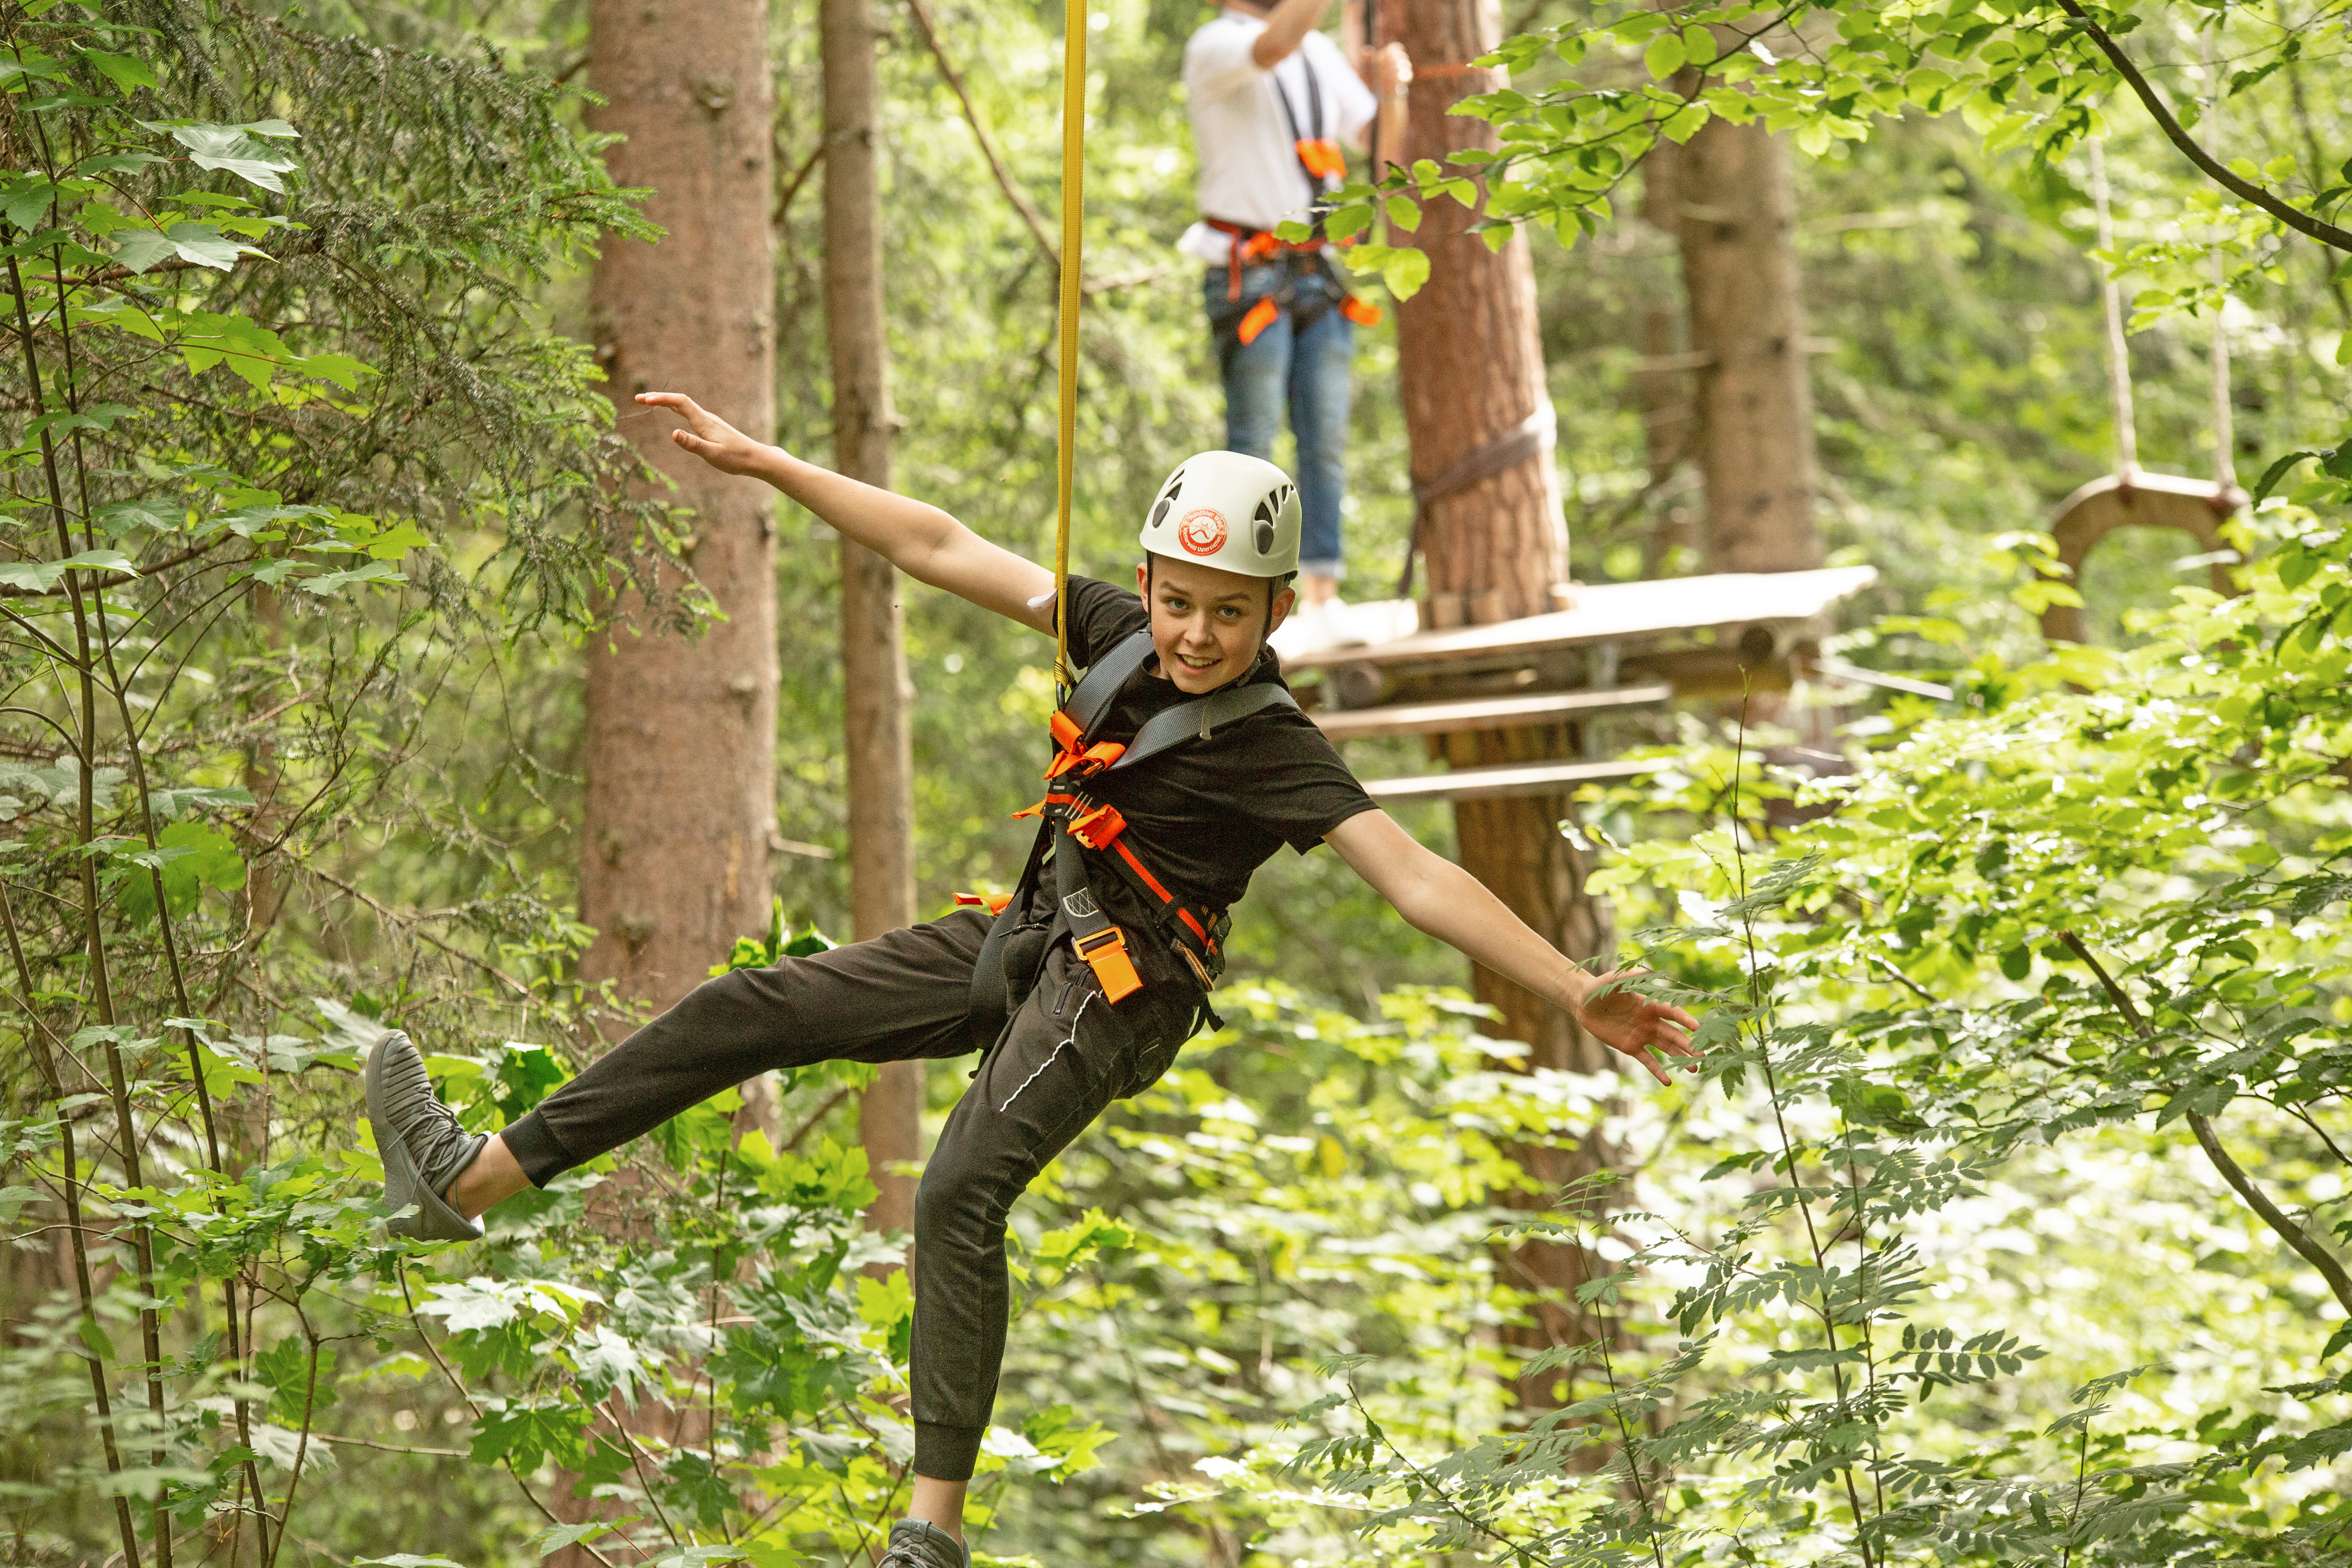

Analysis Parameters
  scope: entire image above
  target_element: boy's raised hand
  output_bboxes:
[1572,973,1702,1086]
[637,391,772,476]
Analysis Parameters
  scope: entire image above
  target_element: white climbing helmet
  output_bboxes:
[1137,451,1301,578]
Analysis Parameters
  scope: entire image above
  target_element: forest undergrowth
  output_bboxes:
[3,0,2351,1565]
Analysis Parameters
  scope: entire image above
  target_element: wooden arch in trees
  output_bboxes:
[2039,471,2242,645]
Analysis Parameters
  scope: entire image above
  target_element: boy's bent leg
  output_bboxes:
[906,941,1191,1481]
[496,907,993,1188]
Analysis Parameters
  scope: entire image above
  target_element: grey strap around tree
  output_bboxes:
[1393,402,1558,598]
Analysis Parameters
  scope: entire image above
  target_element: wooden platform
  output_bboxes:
[1282,567,1880,803]
[1308,683,1673,741]
[1362,757,1663,804]
[1279,566,1879,675]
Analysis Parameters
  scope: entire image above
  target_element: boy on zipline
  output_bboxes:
[367,391,1700,1568]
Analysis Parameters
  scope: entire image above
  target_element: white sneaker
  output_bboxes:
[1270,597,1369,659]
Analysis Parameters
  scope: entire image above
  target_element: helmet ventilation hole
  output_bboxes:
[1149,496,1173,531]
[1253,497,1277,554]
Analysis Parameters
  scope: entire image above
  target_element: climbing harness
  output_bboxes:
[1202,29,1383,355]
[964,627,1301,1050]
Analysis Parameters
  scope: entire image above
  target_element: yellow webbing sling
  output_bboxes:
[1053,0,1086,690]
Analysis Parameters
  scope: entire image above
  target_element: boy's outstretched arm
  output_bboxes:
[637,392,1057,634]
[1325,810,1702,1084]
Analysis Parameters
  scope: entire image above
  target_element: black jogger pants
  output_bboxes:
[499,904,1197,1482]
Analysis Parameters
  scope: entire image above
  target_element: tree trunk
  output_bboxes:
[560,11,775,1559]
[1384,0,1615,1406]
[1671,114,1823,573]
[1384,0,1591,1070]
[823,0,922,1237]
[579,0,778,1018]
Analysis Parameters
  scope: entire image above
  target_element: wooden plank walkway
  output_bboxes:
[1309,683,1673,741]
[1363,757,1663,805]
[1279,566,1879,675]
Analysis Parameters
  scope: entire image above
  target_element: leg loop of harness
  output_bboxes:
[1071,926,1142,1004]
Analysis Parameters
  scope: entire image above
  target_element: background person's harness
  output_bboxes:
[963,628,1297,1051]
[1204,56,1380,359]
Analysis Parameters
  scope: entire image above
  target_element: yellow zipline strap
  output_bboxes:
[1053,0,1087,691]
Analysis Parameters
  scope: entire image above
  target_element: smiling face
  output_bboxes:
[1136,554,1295,693]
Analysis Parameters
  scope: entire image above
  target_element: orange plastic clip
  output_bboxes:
[1074,927,1142,1003]
[1341,295,1383,327]
[953,891,1014,914]
[1296,138,1345,180]
[1012,791,1076,821]
[1237,296,1281,346]
[1044,740,1126,780]
[1068,802,1127,851]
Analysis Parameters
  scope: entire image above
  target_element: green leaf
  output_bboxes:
[150,122,301,193]
[113,221,253,274]
[0,175,55,233]
[2251,449,2317,505]
[79,49,158,94]
[1381,247,1430,300]
[0,550,138,593]
[1384,195,1421,233]
[358,1557,467,1568]
[1644,31,1688,80]
[78,1316,118,1361]
[117,821,248,924]
[530,1523,620,1559]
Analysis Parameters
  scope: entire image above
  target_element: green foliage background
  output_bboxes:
[1,0,2348,1565]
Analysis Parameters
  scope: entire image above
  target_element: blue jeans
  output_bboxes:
[1205,263,1354,578]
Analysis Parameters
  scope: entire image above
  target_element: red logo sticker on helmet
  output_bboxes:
[1176,508,1228,557]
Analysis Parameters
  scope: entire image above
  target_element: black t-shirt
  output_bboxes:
[1059,576,1377,914]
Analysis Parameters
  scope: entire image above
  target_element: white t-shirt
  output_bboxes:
[1179,10,1376,265]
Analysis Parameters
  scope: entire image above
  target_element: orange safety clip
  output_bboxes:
[1340,295,1383,327]
[1073,927,1142,1004]
[1068,802,1127,851]
[1237,296,1281,346]
[953,891,1014,914]
[1296,138,1345,180]
[1045,740,1126,780]
[1012,791,1076,821]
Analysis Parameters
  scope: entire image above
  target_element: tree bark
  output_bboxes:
[580,5,778,1012]
[1671,113,1824,572]
[562,12,775,1558]
[1384,0,1590,1069]
[823,0,923,1237]
[1384,0,1615,1406]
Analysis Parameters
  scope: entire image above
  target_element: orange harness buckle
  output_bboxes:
[1237,296,1281,346]
[1073,926,1143,1004]
[1068,802,1127,851]
[1296,137,1345,180]
[1045,740,1126,781]
[954,891,1014,915]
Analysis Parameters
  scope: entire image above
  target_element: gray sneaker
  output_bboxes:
[877,1520,969,1568]
[364,1029,487,1241]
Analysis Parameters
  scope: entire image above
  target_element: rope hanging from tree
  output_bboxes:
[1053,0,1088,689]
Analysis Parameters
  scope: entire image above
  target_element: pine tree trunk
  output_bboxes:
[579,12,778,1008]
[823,0,923,1237]
[562,7,776,1552]
[1385,0,1617,1409]
[1384,0,1593,1069]
[1672,115,1823,572]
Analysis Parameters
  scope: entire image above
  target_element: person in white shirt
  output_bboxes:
[1181,0,1408,647]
